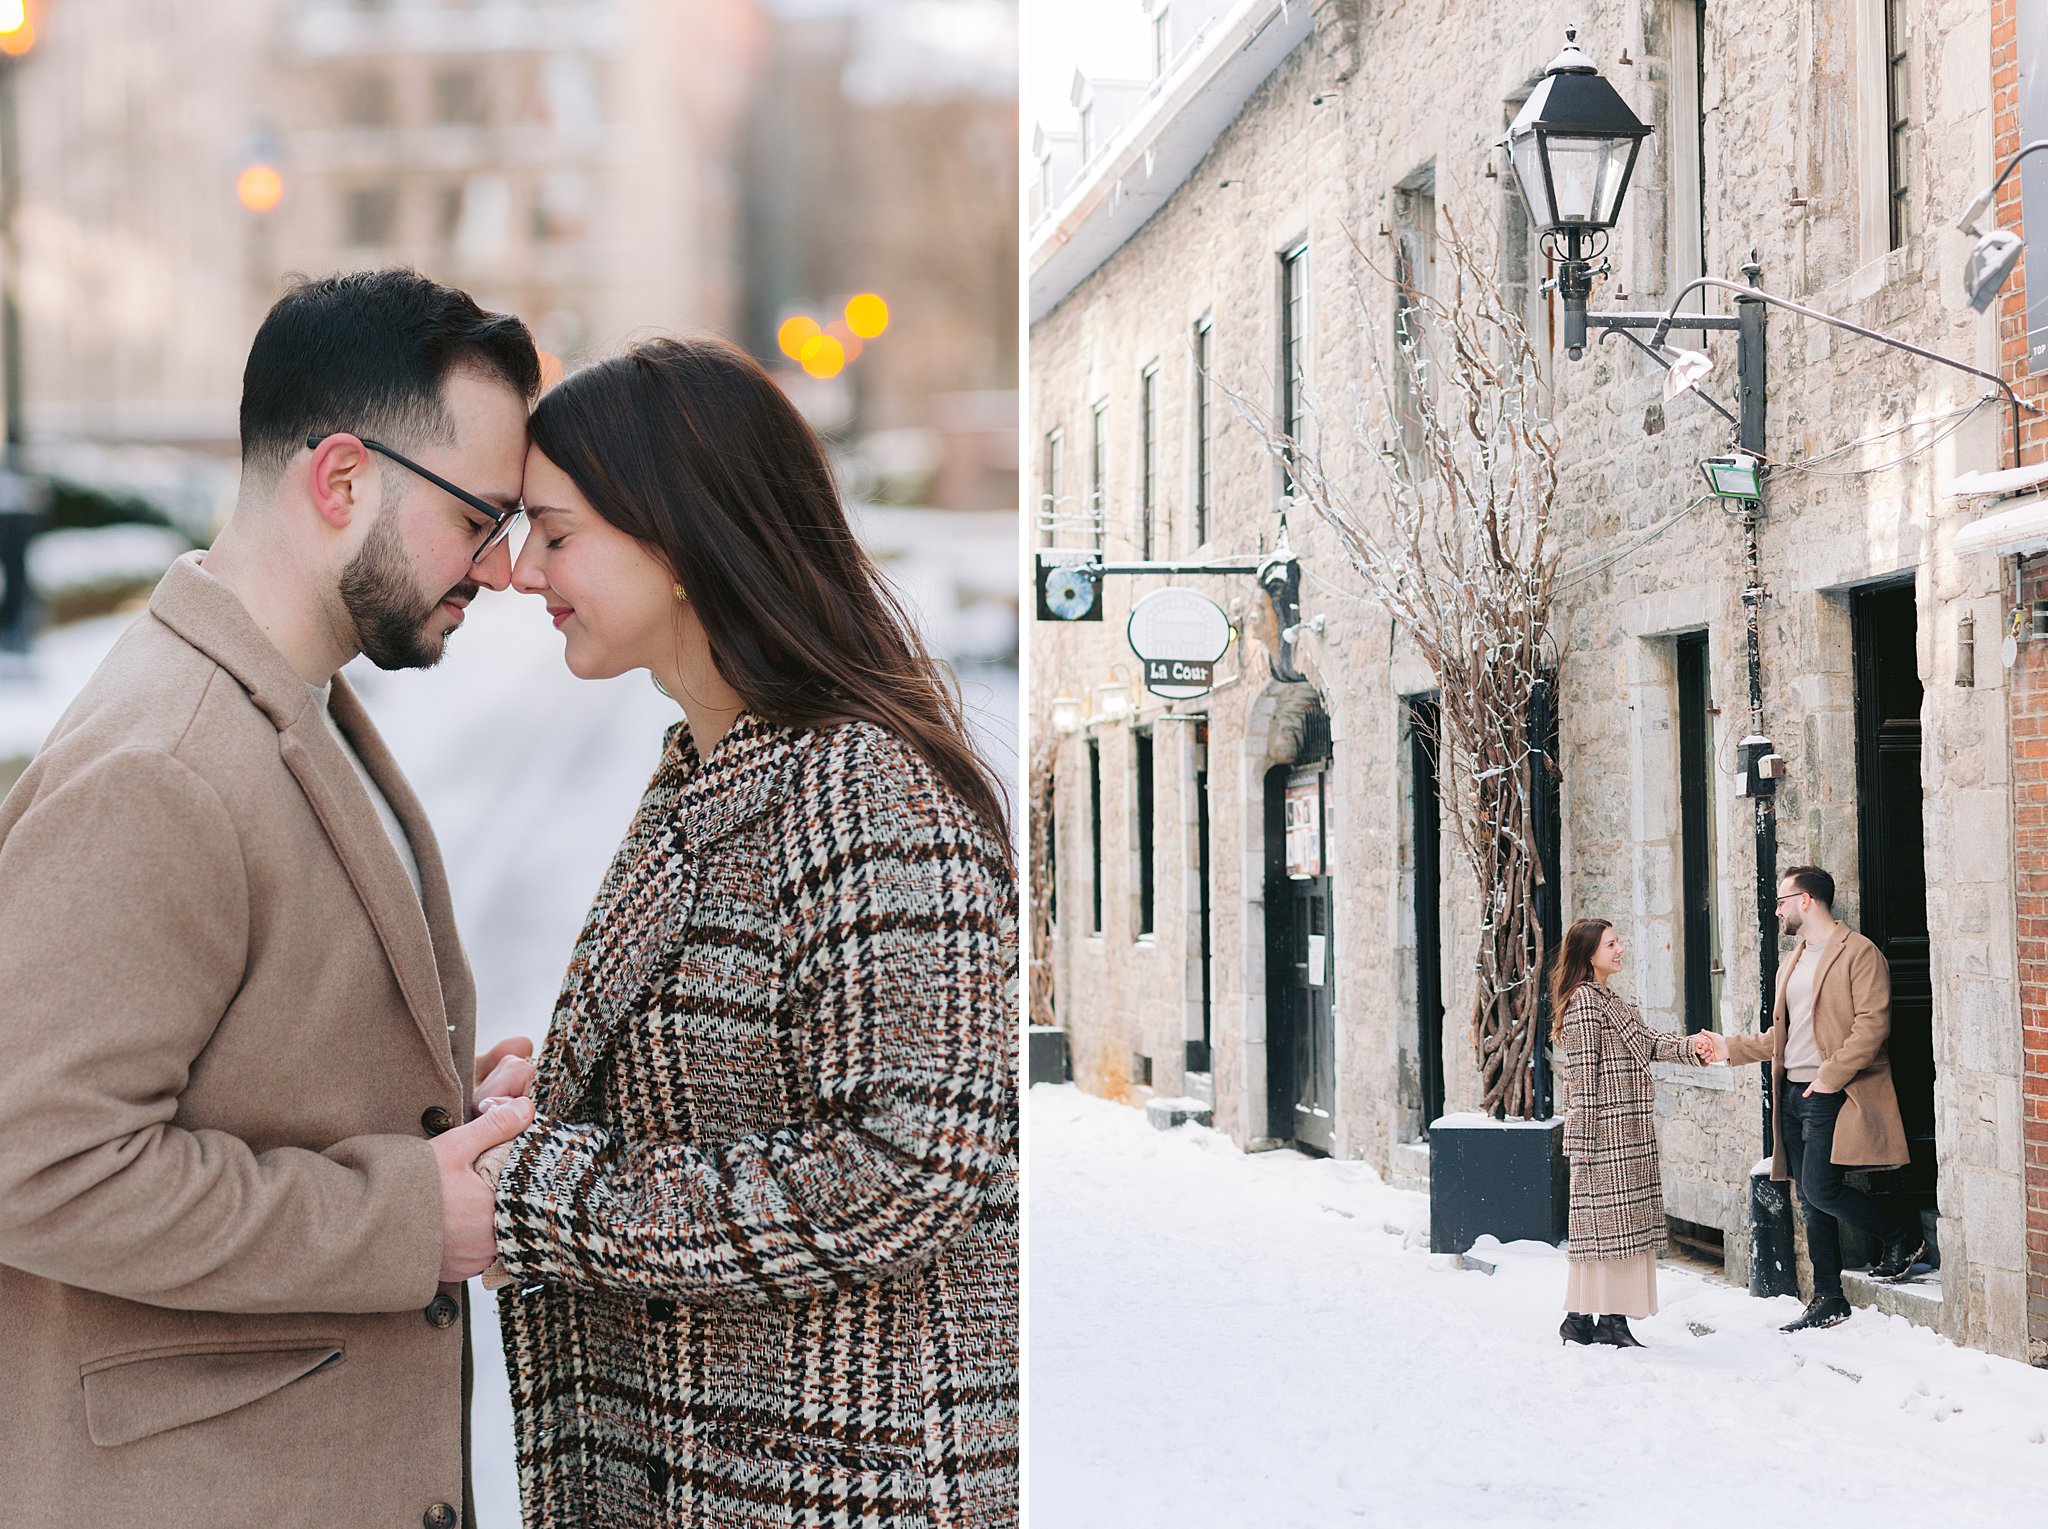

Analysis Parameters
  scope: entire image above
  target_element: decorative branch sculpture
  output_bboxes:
[1231,212,1562,1117]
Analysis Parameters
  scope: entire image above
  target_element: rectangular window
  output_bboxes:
[1676,633,1721,1034]
[1153,12,1170,78]
[1668,2,1707,314]
[432,69,486,128]
[1090,402,1108,551]
[1088,739,1104,935]
[1193,317,1213,548]
[1046,782,1058,927]
[1079,103,1095,162]
[338,69,394,129]
[1885,0,1909,248]
[1280,242,1308,498]
[343,186,399,247]
[1135,730,1156,938]
[1139,364,1159,560]
[1041,427,1064,548]
[1393,175,1436,457]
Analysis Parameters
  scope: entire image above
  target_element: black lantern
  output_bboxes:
[1502,27,1653,356]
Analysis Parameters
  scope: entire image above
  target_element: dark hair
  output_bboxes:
[528,334,1012,863]
[1549,918,1613,1042]
[239,268,540,479]
[1783,864,1835,909]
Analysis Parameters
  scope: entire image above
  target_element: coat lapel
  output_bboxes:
[538,709,806,1112]
[1806,925,1851,1002]
[327,675,473,1085]
[148,555,461,1094]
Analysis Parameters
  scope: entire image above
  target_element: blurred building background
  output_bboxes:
[0,0,1018,668]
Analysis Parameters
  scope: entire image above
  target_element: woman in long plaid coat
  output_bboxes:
[486,337,1017,1527]
[1556,918,1703,1349]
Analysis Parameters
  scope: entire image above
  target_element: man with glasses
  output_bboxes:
[0,270,542,1527]
[1694,865,1922,1332]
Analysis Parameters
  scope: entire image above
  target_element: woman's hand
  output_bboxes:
[474,1036,537,1112]
[1692,1031,1725,1064]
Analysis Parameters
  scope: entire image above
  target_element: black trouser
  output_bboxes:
[1779,1079,1913,1299]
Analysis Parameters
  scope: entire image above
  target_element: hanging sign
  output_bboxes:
[1126,587,1234,699]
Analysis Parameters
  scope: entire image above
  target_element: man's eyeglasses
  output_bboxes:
[306,433,520,563]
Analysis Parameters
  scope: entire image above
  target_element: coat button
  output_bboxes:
[420,1105,456,1135]
[645,1297,677,1323]
[423,1506,458,1529]
[425,1294,460,1328]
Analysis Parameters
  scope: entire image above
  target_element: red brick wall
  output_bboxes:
[1995,0,2048,1361]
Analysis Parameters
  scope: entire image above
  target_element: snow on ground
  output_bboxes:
[1027,1084,2048,1529]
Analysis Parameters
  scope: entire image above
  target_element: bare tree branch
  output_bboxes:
[1222,212,1561,1118]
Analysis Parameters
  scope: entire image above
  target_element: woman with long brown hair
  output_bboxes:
[484,335,1016,1527]
[1554,917,1703,1349]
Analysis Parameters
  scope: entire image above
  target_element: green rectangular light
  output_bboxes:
[1700,452,1762,500]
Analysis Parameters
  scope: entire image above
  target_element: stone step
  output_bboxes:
[1144,1096,1213,1131]
[1843,1265,1943,1331]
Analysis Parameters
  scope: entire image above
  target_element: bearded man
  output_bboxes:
[0,270,543,1527]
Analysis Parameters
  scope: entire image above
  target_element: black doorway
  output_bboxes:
[1409,698,1445,1135]
[1190,723,1213,1075]
[1265,714,1336,1154]
[1851,583,1938,1235]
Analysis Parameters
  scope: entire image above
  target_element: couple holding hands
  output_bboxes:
[0,270,1018,1528]
[1556,866,1923,1348]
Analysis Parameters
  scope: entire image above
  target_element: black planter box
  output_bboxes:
[1027,1026,1072,1087]
[1428,1115,1568,1255]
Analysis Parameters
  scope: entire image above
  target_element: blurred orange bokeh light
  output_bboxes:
[0,11,35,56]
[844,293,889,339]
[777,315,821,360]
[799,334,846,379]
[825,320,863,363]
[236,164,284,214]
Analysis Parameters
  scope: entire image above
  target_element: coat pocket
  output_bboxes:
[79,1337,345,1447]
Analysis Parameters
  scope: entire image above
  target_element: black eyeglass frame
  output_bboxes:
[305,432,521,563]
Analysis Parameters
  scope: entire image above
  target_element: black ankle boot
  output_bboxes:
[1591,1315,1644,1348]
[1559,1313,1595,1346]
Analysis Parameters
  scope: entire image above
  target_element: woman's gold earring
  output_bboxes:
[673,583,689,604]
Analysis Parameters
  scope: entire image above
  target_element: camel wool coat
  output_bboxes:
[0,554,477,1528]
[492,710,1019,1528]
[1723,925,1909,1176]
[1560,984,1703,1261]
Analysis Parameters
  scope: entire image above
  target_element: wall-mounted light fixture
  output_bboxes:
[1050,693,1082,735]
[1700,452,1763,501]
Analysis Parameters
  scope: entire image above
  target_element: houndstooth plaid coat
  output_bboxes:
[492,710,1018,1528]
[1559,983,1701,1261]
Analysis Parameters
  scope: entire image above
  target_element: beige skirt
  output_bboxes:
[1564,1252,1659,1318]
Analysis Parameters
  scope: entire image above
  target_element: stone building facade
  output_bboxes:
[1030,0,2043,1362]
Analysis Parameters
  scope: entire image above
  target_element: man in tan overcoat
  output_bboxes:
[1697,864,1922,1333]
[0,271,544,1527]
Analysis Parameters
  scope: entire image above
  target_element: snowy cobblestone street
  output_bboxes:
[1027,1085,2048,1529]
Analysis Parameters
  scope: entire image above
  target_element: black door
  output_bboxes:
[1190,723,1213,1075]
[1265,761,1336,1153]
[1409,698,1445,1134]
[1851,584,1937,1230]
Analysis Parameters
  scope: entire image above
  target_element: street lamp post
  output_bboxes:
[1505,27,1800,1298]
[1510,26,2045,1297]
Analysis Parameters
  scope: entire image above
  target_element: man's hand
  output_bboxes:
[1803,1079,1840,1097]
[433,1097,534,1283]
[1693,1031,1725,1064]
[473,1035,536,1112]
